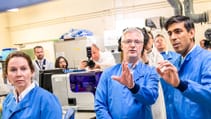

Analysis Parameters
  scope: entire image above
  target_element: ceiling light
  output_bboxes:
[7,8,19,12]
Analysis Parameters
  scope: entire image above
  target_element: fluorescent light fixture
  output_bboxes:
[7,8,19,12]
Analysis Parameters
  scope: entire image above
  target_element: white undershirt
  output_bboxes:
[13,82,36,103]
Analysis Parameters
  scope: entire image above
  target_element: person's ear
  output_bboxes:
[189,29,195,39]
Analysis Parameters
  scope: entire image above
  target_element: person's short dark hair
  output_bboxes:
[164,15,195,41]
[33,45,43,52]
[141,28,150,56]
[5,51,34,75]
[204,39,211,49]
[164,15,195,32]
[55,56,68,68]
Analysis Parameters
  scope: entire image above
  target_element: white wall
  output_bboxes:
[0,0,211,60]
[19,41,55,64]
[0,13,12,50]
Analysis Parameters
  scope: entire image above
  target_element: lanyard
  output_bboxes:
[36,59,46,70]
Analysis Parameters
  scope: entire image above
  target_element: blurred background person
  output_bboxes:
[199,39,206,49]
[154,33,180,63]
[140,28,166,119]
[141,30,163,66]
[33,46,54,83]
[90,43,116,70]
[2,51,62,119]
[200,39,211,51]
[200,28,211,51]
[55,56,68,69]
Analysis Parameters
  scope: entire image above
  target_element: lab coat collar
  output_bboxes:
[129,61,144,82]
[13,82,36,103]
[177,45,201,71]
[7,86,38,118]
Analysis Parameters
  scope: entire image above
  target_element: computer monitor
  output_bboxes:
[51,71,103,111]
[69,71,102,94]
[39,68,65,93]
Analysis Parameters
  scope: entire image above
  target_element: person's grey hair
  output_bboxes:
[121,27,144,42]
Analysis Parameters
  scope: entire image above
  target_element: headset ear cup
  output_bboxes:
[204,28,211,40]
[118,37,122,52]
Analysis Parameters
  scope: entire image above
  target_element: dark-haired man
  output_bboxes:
[156,15,211,119]
[33,46,54,83]
[154,33,180,63]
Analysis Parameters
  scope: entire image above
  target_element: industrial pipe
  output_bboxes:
[167,0,183,15]
[183,0,208,23]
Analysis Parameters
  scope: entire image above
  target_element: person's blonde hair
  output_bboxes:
[91,43,99,51]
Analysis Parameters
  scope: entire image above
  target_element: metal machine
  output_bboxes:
[51,71,102,111]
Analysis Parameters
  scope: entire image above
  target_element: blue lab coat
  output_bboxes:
[95,61,159,119]
[160,51,180,64]
[2,86,62,119]
[161,45,211,119]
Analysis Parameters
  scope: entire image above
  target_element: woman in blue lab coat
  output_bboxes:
[2,51,62,119]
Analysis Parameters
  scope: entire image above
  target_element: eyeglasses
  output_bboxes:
[122,40,143,45]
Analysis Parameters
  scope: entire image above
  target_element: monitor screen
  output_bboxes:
[69,71,102,94]
[39,68,65,93]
